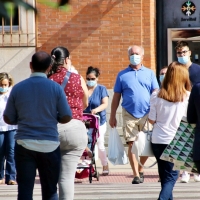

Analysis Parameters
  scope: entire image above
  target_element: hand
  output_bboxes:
[109,117,117,128]
[91,109,98,115]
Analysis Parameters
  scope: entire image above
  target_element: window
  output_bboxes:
[0,6,19,26]
[0,1,36,47]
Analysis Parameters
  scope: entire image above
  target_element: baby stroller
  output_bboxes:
[75,113,100,183]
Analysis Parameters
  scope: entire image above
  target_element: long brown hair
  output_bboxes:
[158,62,191,102]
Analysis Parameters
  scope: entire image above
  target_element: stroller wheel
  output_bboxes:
[96,172,100,181]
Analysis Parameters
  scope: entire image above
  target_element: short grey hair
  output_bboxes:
[128,45,144,56]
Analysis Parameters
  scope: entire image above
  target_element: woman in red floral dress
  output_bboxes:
[48,46,88,200]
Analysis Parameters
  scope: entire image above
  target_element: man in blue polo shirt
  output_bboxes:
[175,41,200,183]
[3,51,72,200]
[109,45,159,184]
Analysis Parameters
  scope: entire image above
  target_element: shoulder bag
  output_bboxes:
[160,120,198,173]
[131,120,157,168]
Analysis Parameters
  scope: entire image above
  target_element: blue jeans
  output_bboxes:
[151,143,179,200]
[15,143,61,200]
[0,130,16,182]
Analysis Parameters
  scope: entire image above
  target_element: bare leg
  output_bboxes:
[128,142,148,177]
[139,156,148,172]
[128,142,139,177]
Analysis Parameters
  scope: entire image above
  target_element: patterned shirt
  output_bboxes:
[49,67,84,120]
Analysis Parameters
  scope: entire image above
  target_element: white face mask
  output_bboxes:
[130,55,141,65]
[0,87,9,93]
[87,80,97,87]
[178,56,189,65]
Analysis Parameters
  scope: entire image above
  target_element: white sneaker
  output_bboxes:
[194,174,200,182]
[180,171,190,183]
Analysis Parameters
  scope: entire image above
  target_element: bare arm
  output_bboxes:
[148,118,155,125]
[91,96,108,114]
[80,76,89,109]
[109,92,121,128]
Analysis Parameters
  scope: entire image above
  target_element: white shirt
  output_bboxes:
[0,88,17,131]
[149,90,190,144]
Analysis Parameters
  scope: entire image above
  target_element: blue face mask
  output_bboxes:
[0,87,9,93]
[87,80,97,87]
[159,75,165,83]
[178,56,189,65]
[130,55,141,65]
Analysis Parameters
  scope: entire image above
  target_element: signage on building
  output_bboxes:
[181,1,196,22]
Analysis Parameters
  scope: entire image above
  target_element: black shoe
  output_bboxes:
[132,176,140,184]
[139,172,144,183]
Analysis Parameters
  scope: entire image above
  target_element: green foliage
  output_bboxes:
[0,0,70,21]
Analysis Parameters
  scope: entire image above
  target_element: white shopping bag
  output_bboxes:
[108,128,128,165]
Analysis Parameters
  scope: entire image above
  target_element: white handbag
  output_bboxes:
[131,120,157,168]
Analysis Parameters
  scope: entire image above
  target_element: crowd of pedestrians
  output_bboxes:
[1,41,200,200]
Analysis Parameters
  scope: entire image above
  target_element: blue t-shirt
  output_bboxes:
[4,73,72,142]
[114,65,159,118]
[84,84,109,126]
[189,63,200,86]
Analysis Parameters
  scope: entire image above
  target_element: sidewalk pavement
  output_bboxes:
[75,157,159,184]
[99,157,158,173]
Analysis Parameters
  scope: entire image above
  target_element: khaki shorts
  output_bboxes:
[122,108,149,143]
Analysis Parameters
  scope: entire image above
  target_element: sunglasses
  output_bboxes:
[176,50,189,55]
[160,73,165,75]
[86,78,96,81]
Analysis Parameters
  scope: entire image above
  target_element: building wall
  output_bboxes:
[36,0,157,89]
[0,48,35,83]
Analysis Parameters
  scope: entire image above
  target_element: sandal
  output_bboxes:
[0,179,4,184]
[7,180,17,185]
[102,165,109,176]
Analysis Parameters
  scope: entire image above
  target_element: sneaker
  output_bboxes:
[180,171,190,183]
[194,174,200,182]
[102,165,109,176]
[7,180,17,185]
[139,172,144,183]
[132,176,140,184]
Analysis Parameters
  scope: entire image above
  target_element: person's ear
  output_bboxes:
[30,62,34,72]
[46,65,52,73]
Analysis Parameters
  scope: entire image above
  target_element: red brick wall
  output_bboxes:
[36,0,156,88]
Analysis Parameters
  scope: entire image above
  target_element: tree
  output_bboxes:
[0,0,70,20]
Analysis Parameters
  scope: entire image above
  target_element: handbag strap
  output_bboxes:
[133,138,157,168]
[141,117,151,132]
[61,71,71,89]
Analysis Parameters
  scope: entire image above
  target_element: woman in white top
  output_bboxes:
[0,73,17,185]
[148,62,191,200]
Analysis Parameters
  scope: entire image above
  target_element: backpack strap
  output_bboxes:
[61,71,71,89]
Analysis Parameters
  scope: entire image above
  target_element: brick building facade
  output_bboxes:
[36,0,156,89]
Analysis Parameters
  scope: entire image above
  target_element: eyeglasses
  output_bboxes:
[176,50,190,55]
[86,78,96,81]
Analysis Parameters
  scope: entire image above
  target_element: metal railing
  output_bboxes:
[0,5,36,47]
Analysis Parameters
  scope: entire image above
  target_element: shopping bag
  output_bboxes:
[160,121,198,173]
[108,128,128,165]
[131,121,157,168]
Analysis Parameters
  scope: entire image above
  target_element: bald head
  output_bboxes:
[128,45,144,57]
[31,51,52,72]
